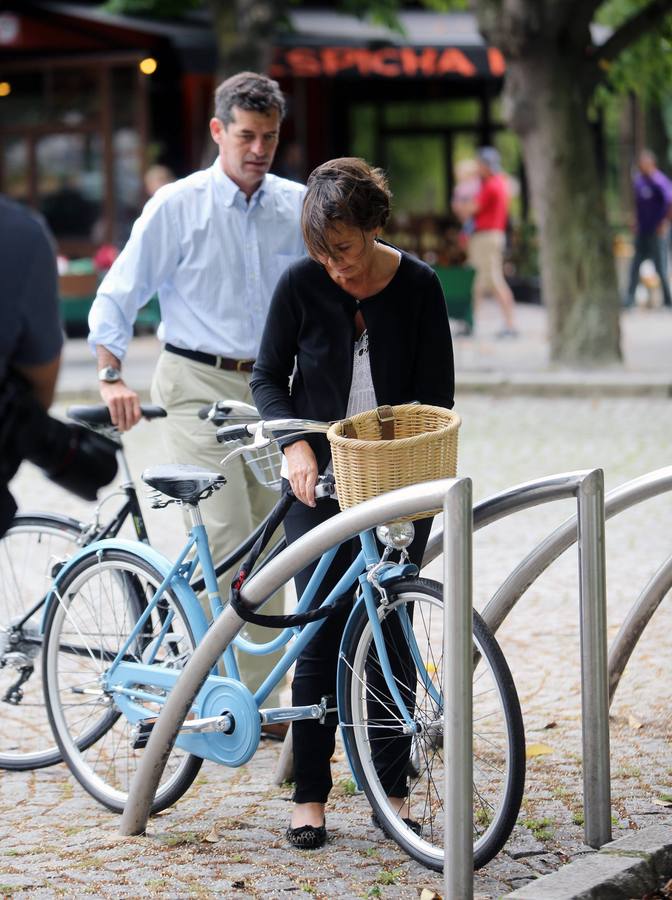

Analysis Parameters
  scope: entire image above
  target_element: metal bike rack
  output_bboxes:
[608,552,672,703]
[443,479,474,898]
[423,465,672,703]
[120,477,476,899]
[425,469,611,849]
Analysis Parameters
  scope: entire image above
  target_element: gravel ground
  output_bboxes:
[1,394,671,899]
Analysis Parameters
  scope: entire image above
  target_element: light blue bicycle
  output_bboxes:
[40,417,525,871]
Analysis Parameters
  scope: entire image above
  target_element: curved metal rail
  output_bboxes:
[608,552,672,703]
[423,465,672,700]
[119,466,612,862]
[431,468,611,848]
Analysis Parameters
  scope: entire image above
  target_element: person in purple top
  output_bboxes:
[625,149,672,308]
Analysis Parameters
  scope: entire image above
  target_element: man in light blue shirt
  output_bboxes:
[88,73,305,723]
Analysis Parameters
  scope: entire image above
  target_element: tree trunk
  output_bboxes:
[503,51,622,365]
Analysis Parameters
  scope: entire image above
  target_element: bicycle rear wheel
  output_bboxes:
[42,548,202,813]
[0,514,84,770]
[340,577,525,871]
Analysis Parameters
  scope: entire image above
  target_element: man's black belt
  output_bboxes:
[165,343,255,373]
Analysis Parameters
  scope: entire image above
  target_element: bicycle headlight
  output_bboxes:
[376,521,415,550]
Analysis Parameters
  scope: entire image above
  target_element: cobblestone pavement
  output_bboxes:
[2,395,671,898]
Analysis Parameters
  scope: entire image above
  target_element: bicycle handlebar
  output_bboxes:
[216,424,251,443]
[199,400,262,427]
[216,418,330,445]
[67,404,166,431]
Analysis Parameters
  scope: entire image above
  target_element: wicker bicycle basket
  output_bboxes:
[326,403,461,520]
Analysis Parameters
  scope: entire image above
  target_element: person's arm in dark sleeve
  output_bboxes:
[251,266,321,505]
[412,269,455,409]
[250,267,301,421]
[13,214,63,409]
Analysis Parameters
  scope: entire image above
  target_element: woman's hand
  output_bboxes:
[284,440,319,507]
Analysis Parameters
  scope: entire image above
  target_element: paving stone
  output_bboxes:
[507,832,547,859]
[5,394,672,898]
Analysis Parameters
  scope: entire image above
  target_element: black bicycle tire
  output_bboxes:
[0,514,85,770]
[340,576,525,871]
[42,548,203,814]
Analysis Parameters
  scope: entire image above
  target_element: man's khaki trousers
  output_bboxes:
[151,350,285,706]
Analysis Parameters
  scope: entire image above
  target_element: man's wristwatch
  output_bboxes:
[98,366,122,384]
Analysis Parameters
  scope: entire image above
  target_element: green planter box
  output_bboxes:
[433,265,475,334]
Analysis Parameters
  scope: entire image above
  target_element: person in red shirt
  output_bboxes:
[468,147,517,337]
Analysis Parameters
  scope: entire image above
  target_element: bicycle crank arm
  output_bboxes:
[130,713,235,749]
[261,697,336,726]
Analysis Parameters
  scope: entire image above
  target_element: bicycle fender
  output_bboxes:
[40,538,210,641]
[12,511,87,532]
[375,562,418,587]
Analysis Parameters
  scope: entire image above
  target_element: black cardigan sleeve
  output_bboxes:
[412,269,455,410]
[250,265,300,422]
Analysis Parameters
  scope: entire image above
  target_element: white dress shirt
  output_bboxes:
[88,160,305,361]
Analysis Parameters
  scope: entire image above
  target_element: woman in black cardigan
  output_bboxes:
[250,158,454,849]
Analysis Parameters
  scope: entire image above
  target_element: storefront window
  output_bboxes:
[113,127,142,244]
[112,66,143,241]
[112,66,138,130]
[385,135,447,215]
[2,137,29,202]
[0,71,45,126]
[48,68,99,125]
[350,104,377,162]
[384,99,480,128]
[37,133,102,241]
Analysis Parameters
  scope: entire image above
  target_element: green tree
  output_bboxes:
[351,0,672,364]
[474,0,672,364]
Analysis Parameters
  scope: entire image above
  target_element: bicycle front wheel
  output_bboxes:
[0,514,85,770]
[42,548,202,813]
[340,577,525,871]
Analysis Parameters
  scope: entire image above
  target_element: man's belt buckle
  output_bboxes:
[236,358,253,372]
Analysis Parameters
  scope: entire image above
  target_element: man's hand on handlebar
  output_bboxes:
[100,380,142,433]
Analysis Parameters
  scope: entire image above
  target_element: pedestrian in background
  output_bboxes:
[468,147,518,338]
[88,72,306,728]
[624,149,672,309]
[451,157,480,244]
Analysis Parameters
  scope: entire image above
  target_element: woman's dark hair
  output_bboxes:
[301,158,392,261]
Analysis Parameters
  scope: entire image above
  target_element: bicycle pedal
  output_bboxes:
[130,717,157,749]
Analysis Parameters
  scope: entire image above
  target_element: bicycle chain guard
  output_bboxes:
[176,676,261,767]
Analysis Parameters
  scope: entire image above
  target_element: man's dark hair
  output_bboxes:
[301,157,391,261]
[214,72,286,125]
